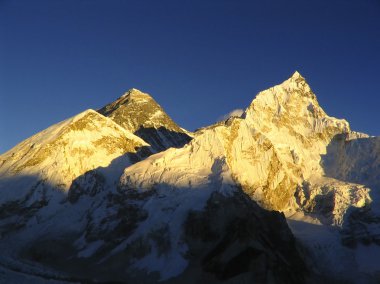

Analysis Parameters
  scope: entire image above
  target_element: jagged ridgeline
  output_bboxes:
[0,72,379,283]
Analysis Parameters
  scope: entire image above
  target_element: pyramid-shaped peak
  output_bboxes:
[98,89,157,118]
[246,72,320,118]
[244,72,350,142]
[98,88,192,149]
[123,88,153,100]
[129,88,143,93]
[278,71,313,96]
[290,71,304,80]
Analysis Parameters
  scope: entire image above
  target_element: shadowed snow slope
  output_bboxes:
[0,109,150,247]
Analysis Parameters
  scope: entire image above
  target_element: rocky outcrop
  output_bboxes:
[182,191,308,284]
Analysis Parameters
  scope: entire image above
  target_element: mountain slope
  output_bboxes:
[1,73,379,282]
[98,88,192,151]
[0,109,150,238]
[0,109,149,189]
[121,72,370,221]
[0,88,311,283]
[117,72,375,281]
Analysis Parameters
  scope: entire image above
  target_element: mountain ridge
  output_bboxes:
[0,72,380,283]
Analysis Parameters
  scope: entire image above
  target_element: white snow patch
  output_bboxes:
[219,109,244,121]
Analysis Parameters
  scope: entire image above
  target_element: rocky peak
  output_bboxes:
[248,71,317,114]
[121,88,153,102]
[245,72,350,139]
[99,89,180,132]
[98,89,150,117]
[291,70,302,78]
[289,70,306,83]
[98,89,192,152]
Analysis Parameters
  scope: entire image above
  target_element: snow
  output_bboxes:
[355,244,380,273]
[116,72,376,279]
[0,265,69,284]
[287,213,359,279]
[77,240,104,258]
[0,109,147,199]
[133,243,188,281]
[1,72,380,281]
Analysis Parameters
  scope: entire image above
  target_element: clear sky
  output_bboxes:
[1,0,380,154]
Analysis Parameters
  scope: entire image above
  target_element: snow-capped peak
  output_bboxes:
[245,72,350,136]
[0,109,148,200]
[120,88,152,100]
[291,70,303,79]
[1,72,378,283]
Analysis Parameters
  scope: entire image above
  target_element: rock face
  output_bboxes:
[121,72,370,224]
[118,72,377,281]
[0,72,380,283]
[98,88,192,152]
[181,191,308,284]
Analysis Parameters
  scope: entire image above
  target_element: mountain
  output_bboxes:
[0,109,150,195]
[0,73,380,283]
[0,109,150,237]
[122,72,369,222]
[0,84,310,283]
[98,88,192,152]
[118,72,376,281]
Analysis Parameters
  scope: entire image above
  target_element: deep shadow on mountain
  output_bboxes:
[322,134,380,188]
[135,126,192,152]
[0,174,98,283]
[176,190,310,284]
[0,175,51,238]
[0,143,155,282]
[0,173,151,283]
[4,132,377,282]
[0,147,311,283]
[321,134,380,247]
[68,145,152,203]
[21,187,311,283]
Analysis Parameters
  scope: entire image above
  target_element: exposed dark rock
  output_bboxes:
[181,191,309,284]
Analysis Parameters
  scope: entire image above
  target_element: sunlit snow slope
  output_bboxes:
[0,109,148,202]
[118,72,379,282]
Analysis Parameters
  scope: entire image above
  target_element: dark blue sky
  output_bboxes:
[1,0,380,153]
